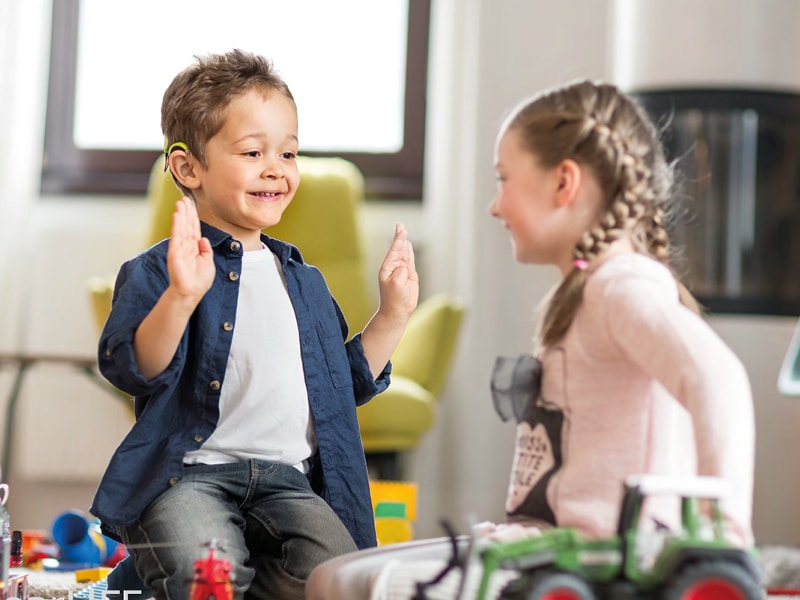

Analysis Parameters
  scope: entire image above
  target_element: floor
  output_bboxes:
[17,545,800,599]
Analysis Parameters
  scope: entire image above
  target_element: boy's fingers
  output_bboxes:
[392,222,407,243]
[186,197,202,238]
[386,224,410,260]
[172,197,200,242]
[406,239,416,268]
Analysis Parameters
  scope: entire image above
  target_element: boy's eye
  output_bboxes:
[244,150,261,158]
[281,151,297,160]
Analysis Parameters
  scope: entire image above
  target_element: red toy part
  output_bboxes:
[190,545,233,600]
[104,541,128,567]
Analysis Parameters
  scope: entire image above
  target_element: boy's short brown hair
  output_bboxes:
[161,49,295,167]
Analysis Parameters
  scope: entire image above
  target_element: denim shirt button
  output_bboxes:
[228,271,239,282]
[193,434,204,443]
[230,241,241,252]
[223,321,233,332]
[209,380,221,391]
[168,477,179,486]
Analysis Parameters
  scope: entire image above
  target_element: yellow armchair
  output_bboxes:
[356,293,464,478]
[90,156,464,479]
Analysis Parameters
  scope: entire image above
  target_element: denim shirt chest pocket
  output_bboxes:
[315,318,352,389]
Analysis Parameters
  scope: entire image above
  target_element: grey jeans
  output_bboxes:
[121,460,357,600]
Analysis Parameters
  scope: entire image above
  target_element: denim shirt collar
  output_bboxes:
[199,222,303,266]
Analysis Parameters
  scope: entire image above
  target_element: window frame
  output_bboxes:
[41,0,430,200]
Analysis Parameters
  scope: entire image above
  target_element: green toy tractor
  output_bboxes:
[476,475,763,600]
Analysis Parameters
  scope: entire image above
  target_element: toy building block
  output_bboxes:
[369,481,418,545]
[74,567,112,583]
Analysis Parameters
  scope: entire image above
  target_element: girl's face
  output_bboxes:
[191,88,300,250]
[490,127,576,269]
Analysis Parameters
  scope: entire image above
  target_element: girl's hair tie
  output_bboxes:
[573,259,589,271]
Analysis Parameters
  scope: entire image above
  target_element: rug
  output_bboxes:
[21,569,152,599]
[761,545,800,595]
[19,568,87,598]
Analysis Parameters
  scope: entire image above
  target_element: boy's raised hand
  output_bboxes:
[360,223,419,378]
[167,197,216,301]
[377,223,419,320]
[133,197,215,379]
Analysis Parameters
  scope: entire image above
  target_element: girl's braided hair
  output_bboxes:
[506,80,698,347]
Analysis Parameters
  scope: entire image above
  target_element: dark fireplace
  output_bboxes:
[633,88,800,316]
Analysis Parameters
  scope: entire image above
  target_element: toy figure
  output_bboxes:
[190,542,233,600]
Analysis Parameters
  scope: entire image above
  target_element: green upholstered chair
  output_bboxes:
[90,156,465,479]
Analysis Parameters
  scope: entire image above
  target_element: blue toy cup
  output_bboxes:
[51,510,119,567]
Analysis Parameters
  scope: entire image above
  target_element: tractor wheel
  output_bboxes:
[524,571,597,600]
[663,561,763,600]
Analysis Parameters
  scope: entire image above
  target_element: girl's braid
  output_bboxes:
[515,81,697,348]
[573,115,671,266]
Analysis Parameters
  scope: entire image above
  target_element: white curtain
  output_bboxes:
[0,0,51,351]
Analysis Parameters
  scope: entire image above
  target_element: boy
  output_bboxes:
[89,49,418,599]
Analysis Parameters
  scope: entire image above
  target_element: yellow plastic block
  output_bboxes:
[370,481,418,545]
[375,518,414,546]
[369,481,417,520]
[74,567,112,583]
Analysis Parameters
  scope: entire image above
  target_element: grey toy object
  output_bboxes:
[490,354,542,423]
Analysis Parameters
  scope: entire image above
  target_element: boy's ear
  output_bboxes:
[167,151,201,190]
[554,159,581,208]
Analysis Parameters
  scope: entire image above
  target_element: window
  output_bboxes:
[42,0,430,200]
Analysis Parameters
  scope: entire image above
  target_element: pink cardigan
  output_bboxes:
[506,253,755,546]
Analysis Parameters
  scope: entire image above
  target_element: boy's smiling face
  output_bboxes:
[190,88,300,250]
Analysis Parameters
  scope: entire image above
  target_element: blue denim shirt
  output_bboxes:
[90,223,388,549]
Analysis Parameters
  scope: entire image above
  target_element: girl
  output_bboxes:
[488,79,754,546]
[307,79,755,599]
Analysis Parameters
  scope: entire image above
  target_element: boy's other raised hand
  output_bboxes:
[377,223,419,322]
[167,197,216,301]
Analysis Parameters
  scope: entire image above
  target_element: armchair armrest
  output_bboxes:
[88,276,115,335]
[357,377,436,452]
[389,293,465,397]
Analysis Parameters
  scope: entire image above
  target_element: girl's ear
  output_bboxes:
[554,159,582,208]
[167,151,201,190]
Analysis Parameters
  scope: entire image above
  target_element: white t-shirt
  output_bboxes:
[184,244,315,471]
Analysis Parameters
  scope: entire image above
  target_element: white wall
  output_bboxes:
[1,0,800,549]
[612,0,800,92]
[608,0,800,546]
